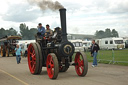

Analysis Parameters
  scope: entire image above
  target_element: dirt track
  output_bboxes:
[0,56,128,85]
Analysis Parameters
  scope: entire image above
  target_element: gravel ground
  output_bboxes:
[0,56,128,85]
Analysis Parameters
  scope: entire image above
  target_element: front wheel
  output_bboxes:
[27,43,41,74]
[46,53,59,79]
[75,52,88,77]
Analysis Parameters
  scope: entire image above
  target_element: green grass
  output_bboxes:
[73,49,128,66]
[85,49,128,66]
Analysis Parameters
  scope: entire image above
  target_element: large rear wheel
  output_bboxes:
[75,52,88,77]
[27,43,41,74]
[35,43,42,74]
[46,53,59,79]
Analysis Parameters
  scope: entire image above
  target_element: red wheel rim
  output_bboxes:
[46,54,54,79]
[75,53,84,76]
[28,44,36,74]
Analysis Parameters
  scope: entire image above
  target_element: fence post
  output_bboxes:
[98,51,99,62]
[112,49,115,64]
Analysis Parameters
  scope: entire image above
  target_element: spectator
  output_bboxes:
[91,40,100,67]
[15,45,22,64]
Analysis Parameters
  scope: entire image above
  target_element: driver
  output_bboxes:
[37,23,45,37]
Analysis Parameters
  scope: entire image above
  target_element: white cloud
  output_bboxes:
[2,3,42,22]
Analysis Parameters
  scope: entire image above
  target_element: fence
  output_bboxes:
[85,49,128,65]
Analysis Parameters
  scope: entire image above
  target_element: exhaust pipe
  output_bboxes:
[59,8,67,42]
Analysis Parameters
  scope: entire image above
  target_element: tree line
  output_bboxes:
[0,24,119,40]
[95,28,119,39]
[0,23,38,40]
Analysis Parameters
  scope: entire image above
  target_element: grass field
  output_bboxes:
[84,49,128,66]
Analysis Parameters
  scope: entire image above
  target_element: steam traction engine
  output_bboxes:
[27,8,88,79]
[0,36,21,57]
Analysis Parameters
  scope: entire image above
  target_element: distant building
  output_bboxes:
[67,34,95,40]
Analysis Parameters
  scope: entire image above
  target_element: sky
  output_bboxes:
[0,0,128,37]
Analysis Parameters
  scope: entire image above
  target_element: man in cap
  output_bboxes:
[37,23,45,37]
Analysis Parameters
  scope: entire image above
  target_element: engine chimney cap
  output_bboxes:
[59,8,66,11]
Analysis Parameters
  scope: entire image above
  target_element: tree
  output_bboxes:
[0,28,6,38]
[19,23,38,40]
[29,28,38,40]
[20,23,29,40]
[111,29,119,37]
[8,28,17,35]
[95,30,105,39]
[0,28,18,38]
[95,28,119,39]
[104,28,112,37]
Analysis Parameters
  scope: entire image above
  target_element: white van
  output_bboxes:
[69,40,84,52]
[17,40,35,55]
[82,41,92,51]
[96,38,125,49]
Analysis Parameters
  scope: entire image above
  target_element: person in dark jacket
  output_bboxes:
[91,40,100,67]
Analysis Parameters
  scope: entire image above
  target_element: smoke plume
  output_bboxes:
[27,0,64,11]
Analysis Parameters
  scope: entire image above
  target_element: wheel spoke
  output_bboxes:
[32,64,35,70]
[32,61,36,68]
[48,68,51,74]
[77,55,80,62]
[80,60,84,66]
[49,57,54,68]
[30,60,32,63]
[51,69,54,75]
[32,53,35,57]
[80,66,84,72]
[30,52,33,55]
[50,58,53,64]
[33,57,36,61]
[50,64,54,68]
